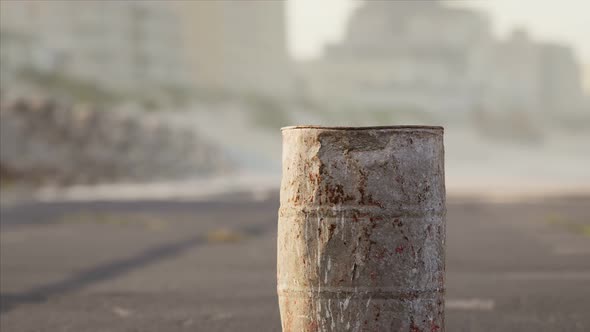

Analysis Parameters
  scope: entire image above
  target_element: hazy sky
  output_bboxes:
[286,0,590,66]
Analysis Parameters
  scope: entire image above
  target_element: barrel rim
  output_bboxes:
[281,125,444,131]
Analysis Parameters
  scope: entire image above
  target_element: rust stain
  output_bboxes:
[307,320,318,332]
[327,223,337,240]
[410,320,422,332]
[375,248,388,260]
[395,245,405,254]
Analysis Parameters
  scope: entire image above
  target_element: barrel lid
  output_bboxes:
[281,125,444,131]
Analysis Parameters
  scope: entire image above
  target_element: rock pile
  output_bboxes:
[0,97,232,186]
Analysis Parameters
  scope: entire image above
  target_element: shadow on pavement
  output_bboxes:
[0,234,204,313]
[0,221,270,313]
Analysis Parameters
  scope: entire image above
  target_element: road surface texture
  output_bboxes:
[1,193,589,331]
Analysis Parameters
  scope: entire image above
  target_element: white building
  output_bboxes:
[299,1,492,113]
[298,0,586,115]
[0,0,190,93]
[1,0,292,99]
[176,0,292,99]
[536,42,585,113]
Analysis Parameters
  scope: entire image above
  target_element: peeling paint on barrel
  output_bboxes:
[278,126,445,331]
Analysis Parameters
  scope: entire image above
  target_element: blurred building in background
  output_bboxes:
[1,0,584,111]
[0,0,190,94]
[299,1,492,113]
[536,42,586,114]
[177,0,292,99]
[0,0,292,100]
[485,28,585,115]
[298,0,586,116]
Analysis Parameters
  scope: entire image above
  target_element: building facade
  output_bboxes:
[483,28,585,115]
[0,0,292,99]
[299,0,586,115]
[176,0,292,99]
[0,0,190,93]
[299,1,493,113]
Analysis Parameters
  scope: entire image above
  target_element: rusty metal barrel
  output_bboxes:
[278,126,445,331]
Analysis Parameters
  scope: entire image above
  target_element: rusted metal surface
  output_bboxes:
[278,126,445,331]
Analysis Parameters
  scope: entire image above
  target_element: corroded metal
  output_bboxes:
[278,126,445,331]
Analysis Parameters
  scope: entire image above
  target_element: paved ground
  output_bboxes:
[1,194,589,331]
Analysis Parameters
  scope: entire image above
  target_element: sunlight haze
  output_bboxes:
[287,0,590,68]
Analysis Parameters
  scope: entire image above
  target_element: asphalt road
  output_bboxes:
[1,194,589,331]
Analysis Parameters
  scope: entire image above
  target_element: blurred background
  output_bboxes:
[1,0,589,331]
